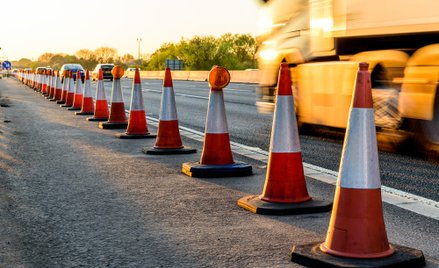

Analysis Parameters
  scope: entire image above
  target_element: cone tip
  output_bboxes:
[164,67,173,87]
[98,69,103,80]
[134,68,141,84]
[277,62,292,96]
[85,70,89,80]
[353,62,373,108]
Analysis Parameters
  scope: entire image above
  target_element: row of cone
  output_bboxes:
[15,62,424,267]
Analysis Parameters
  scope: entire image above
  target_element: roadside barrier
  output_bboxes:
[87,69,109,122]
[116,68,156,139]
[182,66,252,178]
[99,66,128,129]
[61,71,75,107]
[69,71,83,111]
[51,72,62,102]
[291,62,425,267]
[57,71,69,104]
[75,70,94,115]
[144,67,195,154]
[238,63,332,215]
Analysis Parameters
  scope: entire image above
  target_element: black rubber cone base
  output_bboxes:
[291,242,425,268]
[182,161,252,178]
[60,104,72,108]
[116,133,157,139]
[99,121,128,129]
[75,111,94,116]
[144,146,196,155]
[49,99,57,102]
[67,107,81,111]
[56,100,65,104]
[86,117,108,122]
[237,195,332,215]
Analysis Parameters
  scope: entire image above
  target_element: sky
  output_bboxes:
[0,0,261,61]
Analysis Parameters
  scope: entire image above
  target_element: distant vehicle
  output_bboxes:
[59,64,85,83]
[92,63,114,81]
[125,67,137,78]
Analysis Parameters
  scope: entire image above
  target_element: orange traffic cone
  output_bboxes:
[87,69,109,121]
[46,70,55,99]
[68,71,83,111]
[99,66,128,129]
[57,71,69,104]
[291,62,425,267]
[61,71,75,107]
[143,68,195,152]
[115,68,156,139]
[238,63,332,215]
[43,70,51,97]
[36,72,42,92]
[76,70,94,115]
[51,71,62,102]
[41,70,48,94]
[182,66,252,178]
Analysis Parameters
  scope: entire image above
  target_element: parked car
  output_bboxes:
[125,67,137,78]
[92,63,114,81]
[59,64,85,83]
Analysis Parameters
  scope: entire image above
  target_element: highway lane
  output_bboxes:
[90,78,439,202]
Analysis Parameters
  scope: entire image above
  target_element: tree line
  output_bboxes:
[12,33,257,71]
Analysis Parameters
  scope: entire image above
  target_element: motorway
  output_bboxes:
[0,76,438,267]
[103,78,439,201]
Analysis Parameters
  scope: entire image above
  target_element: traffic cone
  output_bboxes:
[116,68,156,139]
[42,70,49,95]
[238,63,332,215]
[75,70,94,115]
[68,71,83,110]
[87,69,109,121]
[143,67,195,152]
[43,70,50,96]
[99,65,128,129]
[36,72,42,92]
[291,62,425,267]
[51,71,62,102]
[61,71,75,107]
[57,71,69,104]
[46,70,55,99]
[182,66,252,178]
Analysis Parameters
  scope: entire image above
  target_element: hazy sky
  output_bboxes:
[1,0,260,61]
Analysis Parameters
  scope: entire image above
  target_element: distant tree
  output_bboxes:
[121,53,135,63]
[75,49,96,61]
[94,47,118,63]
[147,43,178,70]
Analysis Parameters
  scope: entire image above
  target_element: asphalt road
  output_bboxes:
[0,76,438,267]
[94,78,439,202]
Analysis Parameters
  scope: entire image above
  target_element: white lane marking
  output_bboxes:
[143,88,208,100]
[119,108,439,221]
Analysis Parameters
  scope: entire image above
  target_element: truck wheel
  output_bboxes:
[414,87,439,158]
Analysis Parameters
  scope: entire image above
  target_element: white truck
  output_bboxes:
[256,0,439,154]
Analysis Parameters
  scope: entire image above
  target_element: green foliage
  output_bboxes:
[14,33,257,71]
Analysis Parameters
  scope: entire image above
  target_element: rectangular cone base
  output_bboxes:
[116,133,157,139]
[86,117,108,122]
[67,107,81,111]
[182,161,252,178]
[143,147,196,155]
[99,121,128,129]
[49,99,57,102]
[60,104,71,108]
[238,195,332,215]
[75,111,94,115]
[291,242,425,268]
[56,100,65,104]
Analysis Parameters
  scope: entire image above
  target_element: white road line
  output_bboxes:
[122,107,439,221]
[143,88,209,100]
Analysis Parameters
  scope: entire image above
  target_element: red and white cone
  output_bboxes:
[238,62,332,215]
[87,69,109,121]
[57,71,69,104]
[51,72,62,102]
[46,70,55,99]
[36,72,42,92]
[143,68,195,152]
[68,71,83,110]
[41,71,48,94]
[182,66,252,178]
[76,70,94,115]
[43,70,51,97]
[99,66,128,129]
[291,62,425,267]
[116,68,156,139]
[61,71,75,107]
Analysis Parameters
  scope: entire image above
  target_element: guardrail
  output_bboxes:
[125,70,259,84]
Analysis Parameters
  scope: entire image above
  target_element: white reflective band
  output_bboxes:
[83,79,92,97]
[270,96,301,153]
[68,77,74,92]
[205,90,228,134]
[56,76,62,89]
[338,108,381,189]
[110,79,124,102]
[95,80,107,100]
[159,87,178,120]
[61,77,68,91]
[75,78,83,94]
[130,83,145,111]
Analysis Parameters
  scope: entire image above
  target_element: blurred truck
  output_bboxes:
[256,0,439,153]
